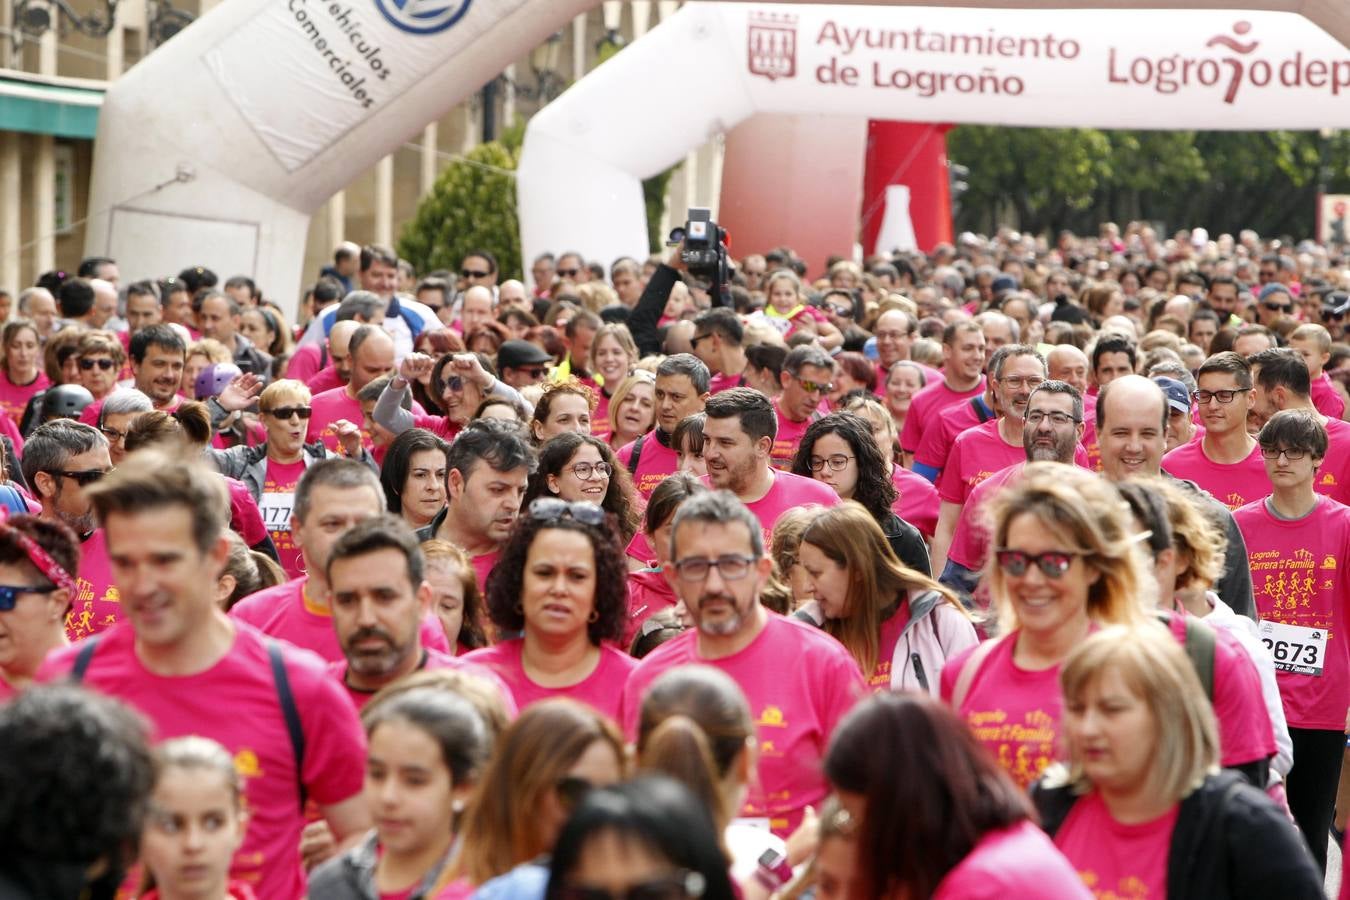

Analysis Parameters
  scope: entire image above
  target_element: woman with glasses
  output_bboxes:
[840,396,940,540]
[790,412,930,577]
[606,370,656,451]
[588,324,640,444]
[940,464,1150,789]
[825,692,1090,900]
[0,320,48,425]
[374,351,528,443]
[205,379,370,578]
[523,433,640,546]
[1033,625,1321,900]
[529,379,595,445]
[437,699,626,899]
[463,498,635,721]
[545,777,737,900]
[796,502,976,694]
[380,429,450,530]
[0,515,79,700]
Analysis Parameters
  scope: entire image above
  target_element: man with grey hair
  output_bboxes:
[619,489,865,842]
[17,287,57,342]
[771,345,834,469]
[21,420,115,639]
[96,388,153,465]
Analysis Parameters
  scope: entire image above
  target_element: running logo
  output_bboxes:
[374,0,472,35]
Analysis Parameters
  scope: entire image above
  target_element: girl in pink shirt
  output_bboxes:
[589,324,641,446]
[0,320,49,424]
[824,692,1090,899]
[1034,625,1321,900]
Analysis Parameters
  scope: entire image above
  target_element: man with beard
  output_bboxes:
[326,515,511,712]
[22,421,115,640]
[619,490,865,840]
[940,381,1085,597]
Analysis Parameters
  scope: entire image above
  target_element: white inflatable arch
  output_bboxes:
[83,0,1350,302]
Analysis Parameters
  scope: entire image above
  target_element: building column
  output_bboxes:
[38,26,56,74]
[327,190,346,248]
[105,4,124,80]
[631,1,652,39]
[571,13,587,81]
[420,123,439,195]
[374,155,394,248]
[501,65,517,129]
[0,134,20,291]
[461,103,478,154]
[33,135,55,274]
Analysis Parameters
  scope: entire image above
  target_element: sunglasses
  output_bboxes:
[528,497,606,526]
[557,268,580,278]
[78,358,116,371]
[267,406,313,420]
[995,549,1082,578]
[522,366,548,379]
[46,468,110,487]
[0,583,60,612]
[794,376,834,394]
[461,269,491,279]
[554,871,707,900]
[1262,301,1293,313]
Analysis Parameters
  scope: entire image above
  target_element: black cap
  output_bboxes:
[497,339,552,370]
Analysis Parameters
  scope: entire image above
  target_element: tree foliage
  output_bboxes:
[398,136,522,280]
[948,127,1350,238]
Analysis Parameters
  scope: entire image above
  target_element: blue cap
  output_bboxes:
[1152,376,1190,415]
[1258,283,1292,304]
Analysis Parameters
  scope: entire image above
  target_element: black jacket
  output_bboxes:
[1032,771,1322,900]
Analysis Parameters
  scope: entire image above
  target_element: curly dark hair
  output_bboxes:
[523,432,641,543]
[0,684,154,890]
[790,412,896,522]
[484,510,628,646]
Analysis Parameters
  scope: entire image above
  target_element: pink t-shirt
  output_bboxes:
[1080,394,1101,472]
[893,465,940,538]
[229,576,451,663]
[470,549,499,596]
[1312,372,1346,420]
[938,420,1089,506]
[39,621,366,899]
[1161,439,1270,510]
[462,638,636,722]
[1314,417,1350,505]
[224,476,267,548]
[286,343,324,384]
[941,634,1061,790]
[0,369,48,423]
[867,606,911,690]
[932,820,1092,900]
[407,413,462,443]
[306,366,344,395]
[900,376,987,454]
[624,567,677,648]
[948,462,1026,571]
[591,390,612,443]
[65,528,120,641]
[913,397,987,475]
[307,386,370,452]
[617,432,679,499]
[701,470,840,548]
[709,371,745,395]
[1054,792,1177,900]
[261,459,306,578]
[770,398,815,470]
[328,647,516,715]
[620,614,865,837]
[1234,495,1350,731]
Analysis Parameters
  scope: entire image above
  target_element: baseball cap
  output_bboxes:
[497,340,552,370]
[1324,291,1350,318]
[1152,376,1190,415]
[1258,283,1292,304]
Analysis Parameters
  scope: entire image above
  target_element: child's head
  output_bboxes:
[1288,323,1332,377]
[361,687,490,857]
[140,736,247,900]
[765,270,805,314]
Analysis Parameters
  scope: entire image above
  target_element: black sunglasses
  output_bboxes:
[557,268,580,278]
[461,269,491,279]
[267,406,313,420]
[78,358,116,371]
[1262,301,1293,313]
[46,468,110,487]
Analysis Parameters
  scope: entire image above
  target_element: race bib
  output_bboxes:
[259,491,294,533]
[1259,620,1327,677]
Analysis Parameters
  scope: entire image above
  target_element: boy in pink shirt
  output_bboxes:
[38,453,368,899]
[620,491,865,838]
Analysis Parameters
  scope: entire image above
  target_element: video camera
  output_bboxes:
[669,207,733,308]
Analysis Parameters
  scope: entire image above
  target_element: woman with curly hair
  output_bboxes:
[790,412,930,577]
[523,432,640,545]
[529,377,595,444]
[463,498,636,721]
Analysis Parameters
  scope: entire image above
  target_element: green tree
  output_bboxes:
[398,137,521,280]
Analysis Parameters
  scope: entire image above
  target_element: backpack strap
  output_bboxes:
[627,433,646,477]
[951,633,1007,711]
[319,344,328,370]
[1182,614,1217,702]
[268,640,308,811]
[970,396,994,424]
[70,635,102,682]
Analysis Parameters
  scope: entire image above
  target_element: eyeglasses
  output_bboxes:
[673,554,757,582]
[809,454,853,472]
[78,358,116,371]
[557,268,580,278]
[46,469,108,488]
[567,461,612,480]
[998,376,1044,390]
[0,583,60,612]
[995,549,1083,578]
[461,269,491,280]
[1261,301,1293,313]
[690,333,712,348]
[1260,447,1310,460]
[827,303,853,317]
[99,426,127,444]
[555,871,707,900]
[1025,411,1080,427]
[793,375,834,394]
[267,406,313,420]
[528,497,606,526]
[1191,388,1250,405]
[442,375,464,392]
